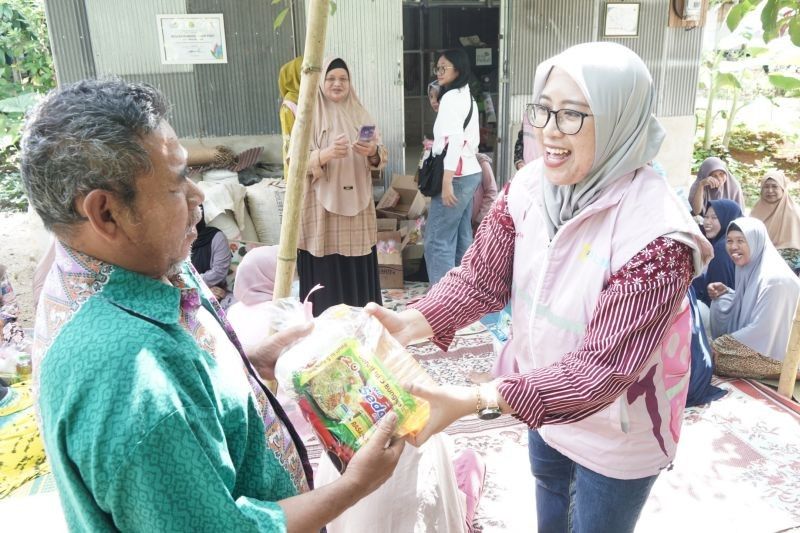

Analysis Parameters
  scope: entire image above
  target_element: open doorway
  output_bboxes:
[402,2,501,174]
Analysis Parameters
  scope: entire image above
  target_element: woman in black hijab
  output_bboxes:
[190,205,232,304]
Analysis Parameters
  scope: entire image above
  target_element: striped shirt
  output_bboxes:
[412,185,694,428]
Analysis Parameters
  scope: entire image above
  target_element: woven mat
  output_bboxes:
[5,295,800,532]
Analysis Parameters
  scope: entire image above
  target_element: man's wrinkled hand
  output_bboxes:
[341,412,405,496]
[247,322,313,380]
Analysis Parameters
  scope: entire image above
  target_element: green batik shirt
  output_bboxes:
[33,243,311,532]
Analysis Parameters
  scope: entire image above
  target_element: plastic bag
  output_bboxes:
[271,299,433,472]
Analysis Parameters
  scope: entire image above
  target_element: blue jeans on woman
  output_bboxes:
[424,171,482,285]
[528,430,658,533]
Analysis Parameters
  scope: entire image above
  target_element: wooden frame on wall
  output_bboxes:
[604,2,641,38]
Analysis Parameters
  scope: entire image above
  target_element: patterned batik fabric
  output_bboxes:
[712,334,784,379]
[33,242,308,531]
[174,264,311,493]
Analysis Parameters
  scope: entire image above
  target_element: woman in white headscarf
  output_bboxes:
[708,217,800,378]
[366,42,711,532]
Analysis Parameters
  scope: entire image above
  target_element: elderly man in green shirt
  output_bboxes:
[21,78,404,532]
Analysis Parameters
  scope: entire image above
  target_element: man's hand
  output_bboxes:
[707,282,729,300]
[246,322,313,380]
[341,412,405,496]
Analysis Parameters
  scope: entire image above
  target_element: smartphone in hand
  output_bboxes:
[358,125,375,142]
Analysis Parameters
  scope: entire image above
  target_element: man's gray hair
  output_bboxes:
[20,78,169,233]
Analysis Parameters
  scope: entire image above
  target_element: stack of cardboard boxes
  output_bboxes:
[375,174,428,289]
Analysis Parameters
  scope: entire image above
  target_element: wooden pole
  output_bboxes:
[777,302,800,399]
[273,0,329,300]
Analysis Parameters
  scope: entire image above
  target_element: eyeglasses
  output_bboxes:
[432,65,455,76]
[526,103,592,135]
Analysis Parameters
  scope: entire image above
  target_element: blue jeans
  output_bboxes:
[528,430,658,533]
[424,171,482,285]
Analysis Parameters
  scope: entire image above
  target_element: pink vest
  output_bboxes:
[505,162,710,479]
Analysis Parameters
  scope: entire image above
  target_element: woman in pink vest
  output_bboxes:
[368,42,711,532]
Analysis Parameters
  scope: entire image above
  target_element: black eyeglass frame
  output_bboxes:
[526,103,593,135]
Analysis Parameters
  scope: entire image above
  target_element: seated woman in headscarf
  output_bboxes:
[296,57,387,316]
[750,169,800,275]
[688,157,745,216]
[190,206,232,306]
[691,199,743,306]
[709,217,800,379]
[227,245,279,347]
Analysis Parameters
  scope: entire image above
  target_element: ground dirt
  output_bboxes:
[0,210,45,328]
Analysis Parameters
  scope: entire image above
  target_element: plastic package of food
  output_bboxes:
[271,301,433,472]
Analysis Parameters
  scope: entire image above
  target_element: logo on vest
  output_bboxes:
[578,243,610,269]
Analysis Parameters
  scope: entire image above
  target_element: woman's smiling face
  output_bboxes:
[726,229,751,267]
[534,68,595,186]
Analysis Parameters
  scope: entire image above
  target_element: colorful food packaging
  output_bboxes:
[273,303,433,472]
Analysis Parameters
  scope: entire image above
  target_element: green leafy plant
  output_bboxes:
[271,0,337,30]
[0,0,55,211]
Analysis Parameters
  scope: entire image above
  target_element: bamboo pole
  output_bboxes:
[777,302,800,399]
[273,0,330,300]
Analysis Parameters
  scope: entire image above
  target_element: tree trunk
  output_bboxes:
[721,86,739,150]
[703,55,721,150]
[273,0,330,300]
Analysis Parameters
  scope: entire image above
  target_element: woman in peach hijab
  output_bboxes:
[750,169,800,274]
[295,57,388,316]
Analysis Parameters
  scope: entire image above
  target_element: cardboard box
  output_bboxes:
[376,218,398,232]
[376,174,427,221]
[377,231,403,289]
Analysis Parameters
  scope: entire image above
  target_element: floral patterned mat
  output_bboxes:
[6,281,800,532]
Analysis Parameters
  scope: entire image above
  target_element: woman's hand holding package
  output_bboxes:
[364,303,434,347]
[245,322,313,380]
[441,171,457,207]
[402,382,475,446]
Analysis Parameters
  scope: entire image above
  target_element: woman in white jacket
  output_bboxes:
[425,48,481,285]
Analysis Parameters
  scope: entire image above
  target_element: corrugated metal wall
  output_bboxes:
[502,0,704,180]
[316,0,405,180]
[507,0,702,113]
[44,0,300,138]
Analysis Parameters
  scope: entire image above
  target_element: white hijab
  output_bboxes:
[533,42,665,238]
[710,217,800,361]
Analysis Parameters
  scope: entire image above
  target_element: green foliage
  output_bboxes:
[271,0,337,30]
[769,73,800,90]
[727,0,761,32]
[0,169,27,211]
[0,0,55,212]
[727,0,800,45]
